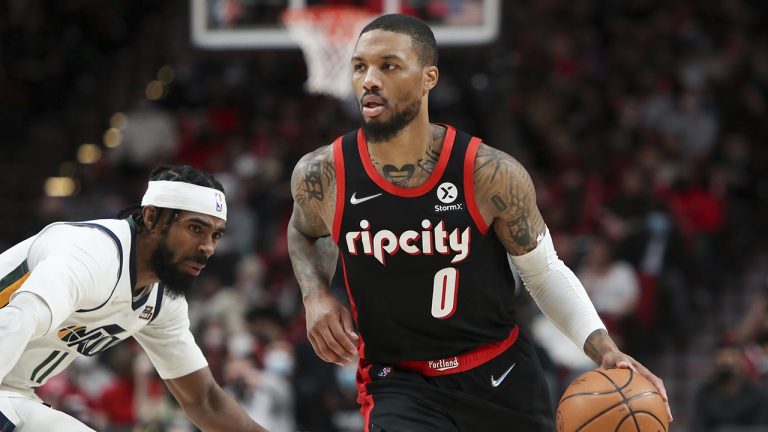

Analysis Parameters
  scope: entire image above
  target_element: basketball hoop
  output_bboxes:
[281,6,374,100]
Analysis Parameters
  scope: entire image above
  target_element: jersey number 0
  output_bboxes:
[431,267,459,319]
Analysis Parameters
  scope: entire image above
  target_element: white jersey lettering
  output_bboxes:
[346,219,471,266]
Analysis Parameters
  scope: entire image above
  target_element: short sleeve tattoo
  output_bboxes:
[290,146,336,238]
[473,144,546,256]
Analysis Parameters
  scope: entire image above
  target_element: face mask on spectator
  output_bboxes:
[264,348,294,377]
[646,212,671,235]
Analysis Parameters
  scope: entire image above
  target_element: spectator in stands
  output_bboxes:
[578,236,640,348]
[691,341,768,431]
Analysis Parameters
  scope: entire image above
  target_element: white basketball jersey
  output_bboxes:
[0,219,207,397]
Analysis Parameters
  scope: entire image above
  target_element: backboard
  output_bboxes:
[191,0,500,49]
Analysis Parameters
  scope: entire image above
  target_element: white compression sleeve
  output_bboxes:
[0,292,53,383]
[508,228,605,352]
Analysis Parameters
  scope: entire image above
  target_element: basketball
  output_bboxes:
[556,367,668,432]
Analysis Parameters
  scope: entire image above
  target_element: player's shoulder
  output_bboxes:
[291,144,336,193]
[471,142,541,223]
[474,141,515,161]
[295,143,334,169]
[36,219,128,251]
[472,142,530,187]
[294,128,358,172]
[28,219,127,278]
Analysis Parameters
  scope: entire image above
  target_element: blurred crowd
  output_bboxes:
[2,0,768,430]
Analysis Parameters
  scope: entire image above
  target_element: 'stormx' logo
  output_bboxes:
[437,182,458,203]
[435,182,463,212]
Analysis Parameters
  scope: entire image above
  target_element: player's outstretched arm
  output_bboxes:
[0,293,52,383]
[473,143,671,421]
[165,367,267,431]
[288,146,358,365]
[0,227,119,384]
[473,144,603,349]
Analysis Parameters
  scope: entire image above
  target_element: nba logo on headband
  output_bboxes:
[215,192,223,212]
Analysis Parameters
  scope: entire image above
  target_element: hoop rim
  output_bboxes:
[279,5,375,99]
[281,5,374,45]
[281,5,374,24]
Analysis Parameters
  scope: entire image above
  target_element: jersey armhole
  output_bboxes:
[68,223,123,312]
[463,137,490,235]
[148,283,165,323]
[331,136,346,243]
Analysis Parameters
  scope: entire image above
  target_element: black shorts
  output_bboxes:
[358,330,554,432]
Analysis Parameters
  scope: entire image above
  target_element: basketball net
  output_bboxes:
[282,6,374,100]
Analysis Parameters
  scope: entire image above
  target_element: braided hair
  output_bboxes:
[118,165,225,233]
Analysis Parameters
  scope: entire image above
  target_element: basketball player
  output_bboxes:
[288,14,672,431]
[0,165,266,431]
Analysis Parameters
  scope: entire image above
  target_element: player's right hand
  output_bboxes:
[304,289,359,365]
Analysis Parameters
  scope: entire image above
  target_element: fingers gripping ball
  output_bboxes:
[557,367,668,432]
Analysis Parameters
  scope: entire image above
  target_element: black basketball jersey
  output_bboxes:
[332,125,519,364]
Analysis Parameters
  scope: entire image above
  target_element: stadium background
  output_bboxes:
[1,0,768,430]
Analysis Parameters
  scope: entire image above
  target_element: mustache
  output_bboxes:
[361,90,388,106]
[184,255,208,266]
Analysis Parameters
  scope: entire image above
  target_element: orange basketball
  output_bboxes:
[556,367,668,432]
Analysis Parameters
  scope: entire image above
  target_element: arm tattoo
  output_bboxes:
[289,149,338,299]
[583,328,611,364]
[506,215,533,247]
[302,160,324,202]
[490,193,508,212]
[315,235,339,280]
[287,226,333,299]
[322,161,336,201]
[322,161,334,185]
[474,144,546,255]
[291,145,335,234]
[474,152,501,182]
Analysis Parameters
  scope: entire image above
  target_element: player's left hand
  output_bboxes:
[601,351,673,423]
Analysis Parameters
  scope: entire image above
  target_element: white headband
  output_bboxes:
[141,180,227,221]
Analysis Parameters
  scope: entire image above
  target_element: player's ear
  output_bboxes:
[423,66,438,94]
[142,206,159,230]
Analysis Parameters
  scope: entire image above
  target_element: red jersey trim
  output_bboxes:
[340,256,363,358]
[395,325,519,376]
[357,361,375,432]
[332,136,346,243]
[357,125,457,197]
[342,254,373,423]
[464,137,490,234]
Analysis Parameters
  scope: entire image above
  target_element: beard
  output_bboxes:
[360,94,421,143]
[150,235,207,299]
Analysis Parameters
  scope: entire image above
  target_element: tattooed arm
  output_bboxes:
[288,146,334,295]
[473,144,671,420]
[472,144,546,255]
[473,144,604,345]
[288,146,358,366]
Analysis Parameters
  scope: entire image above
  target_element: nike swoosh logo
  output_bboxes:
[491,363,516,387]
[350,192,382,205]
